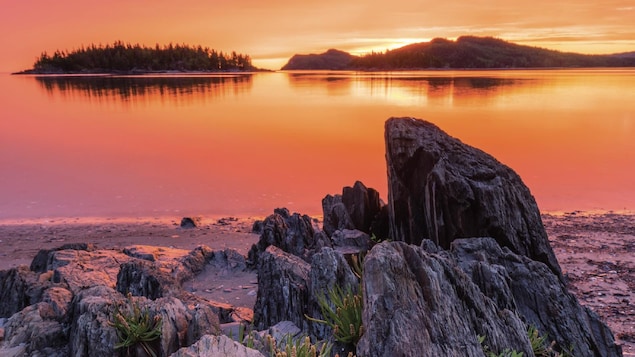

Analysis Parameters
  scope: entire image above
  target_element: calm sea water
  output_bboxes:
[1,69,634,220]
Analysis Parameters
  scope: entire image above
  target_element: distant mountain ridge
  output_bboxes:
[281,36,635,70]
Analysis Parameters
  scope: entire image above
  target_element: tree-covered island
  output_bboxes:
[16,41,258,74]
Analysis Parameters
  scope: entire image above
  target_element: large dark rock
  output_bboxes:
[358,241,531,357]
[247,208,323,267]
[453,237,621,357]
[252,246,310,331]
[385,117,562,278]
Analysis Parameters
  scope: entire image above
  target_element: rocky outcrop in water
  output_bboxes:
[385,117,562,278]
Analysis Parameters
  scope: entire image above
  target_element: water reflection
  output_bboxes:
[34,74,253,106]
[1,69,633,219]
[286,71,531,106]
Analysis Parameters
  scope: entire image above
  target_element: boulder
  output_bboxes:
[452,237,622,356]
[252,246,310,331]
[68,286,123,357]
[50,249,132,294]
[169,334,265,357]
[2,303,68,356]
[331,229,372,254]
[180,217,202,228]
[384,117,562,278]
[357,239,621,357]
[68,286,220,357]
[358,241,532,357]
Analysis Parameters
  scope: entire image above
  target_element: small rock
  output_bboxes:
[180,216,202,228]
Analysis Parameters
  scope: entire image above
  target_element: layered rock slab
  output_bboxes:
[359,239,622,357]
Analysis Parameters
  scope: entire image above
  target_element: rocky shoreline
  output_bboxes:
[0,118,630,356]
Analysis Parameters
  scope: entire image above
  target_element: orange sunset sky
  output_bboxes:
[1,0,634,72]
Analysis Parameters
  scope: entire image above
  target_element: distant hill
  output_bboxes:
[281,49,355,70]
[610,51,635,59]
[282,36,635,70]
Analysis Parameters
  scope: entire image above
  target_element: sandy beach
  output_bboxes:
[1,211,634,354]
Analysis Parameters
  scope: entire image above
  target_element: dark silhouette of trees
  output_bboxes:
[349,36,635,69]
[30,41,255,73]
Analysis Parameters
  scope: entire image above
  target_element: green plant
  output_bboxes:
[479,325,573,357]
[370,233,391,244]
[528,325,553,356]
[266,334,332,357]
[110,294,162,357]
[239,323,256,349]
[306,284,364,346]
[479,335,524,357]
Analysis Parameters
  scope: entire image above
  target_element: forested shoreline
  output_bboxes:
[15,41,257,74]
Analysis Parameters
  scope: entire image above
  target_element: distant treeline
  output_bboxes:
[282,36,635,70]
[27,41,256,73]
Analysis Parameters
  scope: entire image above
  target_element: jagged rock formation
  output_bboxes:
[247,208,328,267]
[358,240,531,356]
[0,244,252,356]
[322,180,386,238]
[358,239,621,356]
[453,238,620,357]
[385,117,562,278]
